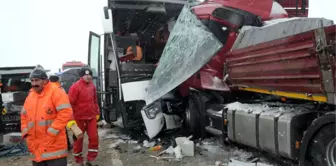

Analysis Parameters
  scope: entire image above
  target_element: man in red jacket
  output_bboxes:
[68,67,100,166]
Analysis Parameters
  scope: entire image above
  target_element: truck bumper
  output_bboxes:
[141,110,164,139]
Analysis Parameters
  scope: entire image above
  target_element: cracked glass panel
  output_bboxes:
[145,4,223,105]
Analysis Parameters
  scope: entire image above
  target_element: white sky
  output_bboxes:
[0,0,335,73]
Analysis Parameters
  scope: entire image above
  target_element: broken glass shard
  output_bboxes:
[145,4,223,105]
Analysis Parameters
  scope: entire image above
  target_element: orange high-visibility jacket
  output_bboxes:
[51,82,61,87]
[21,82,73,162]
[50,82,77,129]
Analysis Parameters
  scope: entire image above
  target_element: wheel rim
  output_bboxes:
[326,137,336,166]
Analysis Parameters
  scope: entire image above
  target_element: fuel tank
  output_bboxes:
[226,102,318,160]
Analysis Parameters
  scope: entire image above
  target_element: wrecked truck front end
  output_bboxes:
[141,92,183,139]
[140,0,307,138]
[142,3,224,139]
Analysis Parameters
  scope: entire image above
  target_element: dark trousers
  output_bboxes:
[32,157,67,166]
[66,128,72,150]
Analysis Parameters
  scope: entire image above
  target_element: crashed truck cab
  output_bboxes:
[93,0,333,139]
[142,0,313,138]
[142,0,336,165]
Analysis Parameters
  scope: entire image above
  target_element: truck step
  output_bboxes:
[205,126,222,136]
[206,109,222,119]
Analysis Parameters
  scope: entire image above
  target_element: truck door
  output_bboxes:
[88,31,101,82]
[87,31,103,119]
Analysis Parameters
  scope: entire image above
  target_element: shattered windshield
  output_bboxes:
[145,4,223,105]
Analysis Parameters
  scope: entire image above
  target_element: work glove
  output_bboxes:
[2,108,7,115]
[66,120,77,129]
[96,115,100,121]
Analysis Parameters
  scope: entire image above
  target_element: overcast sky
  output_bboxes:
[0,0,335,72]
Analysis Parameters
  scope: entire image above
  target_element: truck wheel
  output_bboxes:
[184,92,206,138]
[306,123,336,166]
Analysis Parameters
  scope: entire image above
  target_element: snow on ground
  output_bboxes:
[0,126,286,166]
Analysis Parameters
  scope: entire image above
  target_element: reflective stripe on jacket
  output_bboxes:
[21,82,73,162]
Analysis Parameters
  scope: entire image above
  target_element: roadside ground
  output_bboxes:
[0,125,279,166]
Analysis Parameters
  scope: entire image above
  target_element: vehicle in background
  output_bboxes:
[62,61,86,71]
[56,68,82,93]
[0,66,34,133]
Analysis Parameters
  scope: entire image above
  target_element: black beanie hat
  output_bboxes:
[49,75,59,82]
[79,67,93,77]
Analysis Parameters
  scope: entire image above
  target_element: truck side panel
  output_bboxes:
[226,25,336,104]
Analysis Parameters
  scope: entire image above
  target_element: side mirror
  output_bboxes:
[101,6,113,34]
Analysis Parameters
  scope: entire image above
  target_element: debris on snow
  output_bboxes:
[227,158,274,166]
[97,120,108,127]
[149,155,174,161]
[197,138,258,162]
[98,128,114,138]
[109,139,125,149]
[174,146,183,160]
[143,140,156,148]
[175,136,194,156]
[127,140,138,144]
[133,145,142,151]
[104,133,118,139]
[149,145,162,151]
[118,134,131,140]
[228,159,255,166]
[215,161,224,166]
[165,146,175,154]
[112,117,124,128]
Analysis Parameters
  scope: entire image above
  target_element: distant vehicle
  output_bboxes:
[62,61,86,71]
[0,66,35,133]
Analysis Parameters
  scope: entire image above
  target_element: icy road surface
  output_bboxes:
[0,125,292,166]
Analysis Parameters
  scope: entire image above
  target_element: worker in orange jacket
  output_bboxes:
[49,74,74,151]
[21,67,73,166]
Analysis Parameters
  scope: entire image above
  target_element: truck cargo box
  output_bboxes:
[225,19,336,104]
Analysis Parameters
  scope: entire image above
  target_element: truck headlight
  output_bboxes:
[144,101,162,119]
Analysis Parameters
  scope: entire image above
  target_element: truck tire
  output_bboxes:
[306,123,336,166]
[184,92,206,138]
